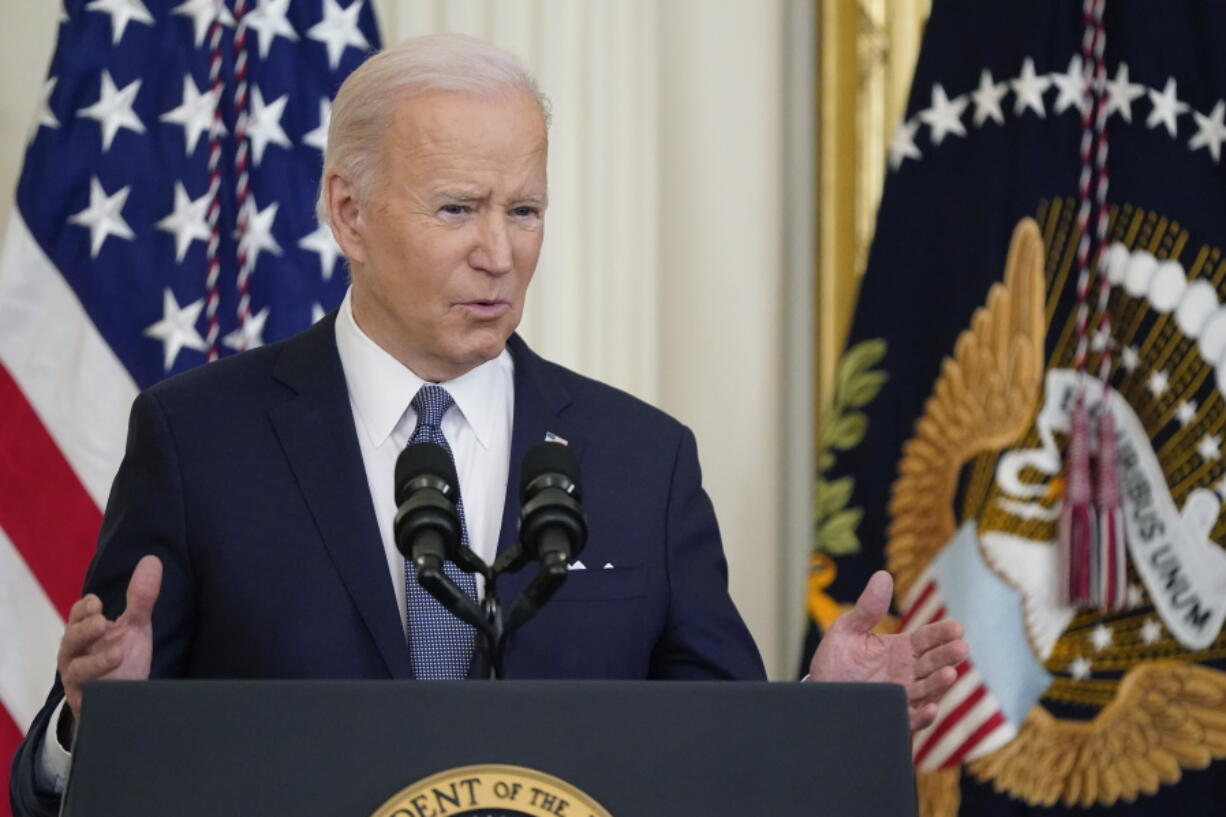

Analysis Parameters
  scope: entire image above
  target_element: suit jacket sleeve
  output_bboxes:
[649,426,766,680]
[10,389,197,817]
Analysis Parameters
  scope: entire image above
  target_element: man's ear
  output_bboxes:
[325,170,366,264]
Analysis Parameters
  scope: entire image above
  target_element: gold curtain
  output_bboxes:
[816,0,930,425]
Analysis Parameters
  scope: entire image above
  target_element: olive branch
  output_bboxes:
[813,338,887,555]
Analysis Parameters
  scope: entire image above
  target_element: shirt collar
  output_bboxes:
[334,288,511,450]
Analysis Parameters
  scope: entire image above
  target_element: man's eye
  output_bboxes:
[511,206,539,218]
[440,204,468,216]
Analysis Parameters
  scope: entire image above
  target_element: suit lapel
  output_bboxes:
[267,316,413,679]
[495,334,586,564]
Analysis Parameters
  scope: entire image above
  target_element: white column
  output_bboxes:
[657,0,789,676]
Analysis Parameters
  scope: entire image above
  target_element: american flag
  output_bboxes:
[0,1,379,806]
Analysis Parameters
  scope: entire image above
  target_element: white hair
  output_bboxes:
[315,33,549,224]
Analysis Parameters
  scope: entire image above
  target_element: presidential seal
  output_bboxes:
[885,215,1226,817]
[369,764,614,817]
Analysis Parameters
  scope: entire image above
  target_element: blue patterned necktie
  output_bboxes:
[404,384,478,679]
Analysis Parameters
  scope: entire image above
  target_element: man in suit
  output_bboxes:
[11,33,965,817]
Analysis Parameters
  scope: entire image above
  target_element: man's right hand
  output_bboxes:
[57,555,163,724]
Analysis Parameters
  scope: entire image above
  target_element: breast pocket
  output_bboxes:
[548,565,646,601]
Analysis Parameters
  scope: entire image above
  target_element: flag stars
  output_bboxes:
[1090,329,1110,352]
[77,70,145,152]
[144,288,208,371]
[238,197,283,270]
[1147,77,1188,138]
[298,223,343,280]
[85,0,153,45]
[918,84,968,146]
[1103,63,1146,124]
[28,77,60,143]
[242,0,299,59]
[889,119,922,170]
[224,306,270,352]
[1126,583,1145,608]
[1175,400,1198,427]
[308,0,371,70]
[1050,55,1089,116]
[1089,624,1113,652]
[1011,58,1051,118]
[970,69,1008,127]
[1197,434,1221,461]
[69,177,135,258]
[1189,101,1226,164]
[246,86,292,165]
[1068,656,1092,681]
[1139,618,1163,645]
[160,75,223,156]
[302,98,331,152]
[1147,369,1169,397]
[157,182,213,263]
[172,0,234,47]
[1121,345,1140,372]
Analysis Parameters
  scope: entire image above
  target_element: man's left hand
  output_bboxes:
[808,570,967,731]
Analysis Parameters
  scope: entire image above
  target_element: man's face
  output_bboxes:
[337,89,548,381]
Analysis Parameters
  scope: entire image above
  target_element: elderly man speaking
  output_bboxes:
[10,34,965,817]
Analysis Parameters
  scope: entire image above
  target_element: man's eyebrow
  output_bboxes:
[513,193,548,206]
[432,189,485,202]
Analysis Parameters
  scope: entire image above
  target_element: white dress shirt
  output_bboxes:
[334,288,515,621]
[38,289,516,791]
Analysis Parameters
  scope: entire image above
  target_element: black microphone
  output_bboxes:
[393,442,461,576]
[393,442,494,641]
[519,441,588,571]
[502,442,589,637]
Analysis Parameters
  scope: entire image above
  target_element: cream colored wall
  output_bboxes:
[0,0,814,678]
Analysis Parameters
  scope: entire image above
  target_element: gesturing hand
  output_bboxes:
[808,570,967,731]
[58,555,163,722]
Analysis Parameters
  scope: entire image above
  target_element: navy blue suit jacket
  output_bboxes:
[11,315,764,816]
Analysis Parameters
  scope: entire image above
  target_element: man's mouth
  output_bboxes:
[458,299,510,317]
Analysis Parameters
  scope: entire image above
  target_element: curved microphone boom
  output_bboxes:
[393,442,487,631]
[504,442,589,636]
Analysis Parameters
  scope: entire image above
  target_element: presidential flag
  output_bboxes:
[807,1,1226,814]
[0,1,379,806]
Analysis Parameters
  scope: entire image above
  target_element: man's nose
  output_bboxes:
[470,212,513,275]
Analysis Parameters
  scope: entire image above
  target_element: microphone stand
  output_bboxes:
[423,542,569,680]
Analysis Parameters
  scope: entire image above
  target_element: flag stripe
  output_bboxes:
[0,212,136,508]
[911,663,979,751]
[940,709,1009,769]
[921,688,1008,769]
[0,524,64,733]
[0,363,100,618]
[914,682,988,766]
[899,578,936,629]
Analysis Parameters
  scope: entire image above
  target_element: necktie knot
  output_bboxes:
[411,384,454,430]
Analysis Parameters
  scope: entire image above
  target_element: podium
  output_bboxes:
[62,680,918,816]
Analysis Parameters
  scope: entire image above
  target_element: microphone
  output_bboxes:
[393,442,461,576]
[393,443,491,639]
[519,441,588,572]
[502,441,589,637]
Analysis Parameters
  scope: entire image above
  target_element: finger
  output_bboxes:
[59,614,110,660]
[120,555,163,627]
[838,570,894,635]
[910,618,964,655]
[907,665,958,708]
[909,701,939,732]
[67,594,103,626]
[64,644,125,684]
[915,639,969,680]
